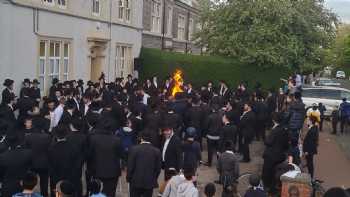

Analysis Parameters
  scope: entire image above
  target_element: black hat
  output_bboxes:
[87,81,94,86]
[23,78,31,85]
[3,79,14,87]
[78,79,84,85]
[32,79,40,84]
[249,174,261,187]
[52,78,59,85]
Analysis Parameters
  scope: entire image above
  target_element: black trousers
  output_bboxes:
[255,121,266,141]
[207,138,220,166]
[305,154,315,178]
[332,121,338,134]
[33,168,49,197]
[340,117,347,134]
[99,177,118,197]
[242,137,252,162]
[319,117,324,131]
[130,186,153,197]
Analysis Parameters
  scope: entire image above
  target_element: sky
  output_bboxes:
[325,0,350,23]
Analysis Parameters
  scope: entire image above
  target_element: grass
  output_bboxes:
[139,48,292,89]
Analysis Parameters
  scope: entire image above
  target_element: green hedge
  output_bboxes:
[139,48,292,90]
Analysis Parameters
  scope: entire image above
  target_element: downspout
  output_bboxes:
[186,10,190,53]
[161,0,166,50]
[108,0,112,82]
[33,8,39,35]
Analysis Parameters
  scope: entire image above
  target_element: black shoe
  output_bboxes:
[240,159,251,163]
[203,162,212,167]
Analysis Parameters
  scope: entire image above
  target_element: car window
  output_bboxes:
[341,91,350,100]
[319,89,341,100]
[303,89,341,100]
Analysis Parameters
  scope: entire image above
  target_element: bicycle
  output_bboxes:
[236,172,255,197]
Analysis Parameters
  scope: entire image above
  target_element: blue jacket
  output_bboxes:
[244,187,267,197]
[117,127,136,153]
[288,100,306,130]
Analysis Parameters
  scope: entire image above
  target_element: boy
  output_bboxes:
[12,171,43,197]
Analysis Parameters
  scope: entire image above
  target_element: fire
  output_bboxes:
[171,69,184,97]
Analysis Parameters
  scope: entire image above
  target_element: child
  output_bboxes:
[244,174,266,197]
[89,179,107,197]
[331,108,339,135]
[204,183,216,197]
[12,171,43,197]
[183,127,201,173]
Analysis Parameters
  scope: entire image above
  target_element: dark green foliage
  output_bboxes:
[139,48,292,89]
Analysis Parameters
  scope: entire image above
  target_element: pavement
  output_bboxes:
[314,122,350,190]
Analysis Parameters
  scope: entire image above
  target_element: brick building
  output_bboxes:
[142,0,202,54]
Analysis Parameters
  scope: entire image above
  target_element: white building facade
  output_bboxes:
[0,0,143,95]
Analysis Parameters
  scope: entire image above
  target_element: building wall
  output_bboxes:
[142,0,201,54]
[0,0,142,95]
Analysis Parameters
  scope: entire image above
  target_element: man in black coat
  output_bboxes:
[30,79,41,104]
[48,125,78,197]
[2,79,16,105]
[253,97,268,141]
[0,93,16,129]
[127,131,162,197]
[87,118,123,197]
[161,126,183,173]
[204,105,222,166]
[67,117,87,197]
[219,113,237,153]
[262,112,289,193]
[16,88,36,125]
[24,124,51,197]
[185,96,203,144]
[239,102,256,162]
[0,133,32,197]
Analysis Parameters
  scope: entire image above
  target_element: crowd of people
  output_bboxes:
[0,72,349,197]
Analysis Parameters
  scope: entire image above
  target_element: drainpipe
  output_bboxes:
[161,0,166,50]
[185,10,190,53]
[108,0,112,82]
[33,8,39,35]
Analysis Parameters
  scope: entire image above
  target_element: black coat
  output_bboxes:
[219,123,237,152]
[263,125,289,162]
[0,147,32,197]
[30,87,41,101]
[17,97,36,122]
[303,126,319,155]
[162,135,183,171]
[1,88,15,104]
[185,105,203,130]
[217,151,239,185]
[183,141,201,170]
[24,132,51,170]
[127,143,161,189]
[48,139,78,184]
[0,104,16,126]
[67,131,87,168]
[205,111,222,137]
[239,111,256,140]
[88,131,123,178]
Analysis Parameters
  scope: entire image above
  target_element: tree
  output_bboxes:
[195,0,338,69]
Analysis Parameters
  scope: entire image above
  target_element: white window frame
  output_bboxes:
[63,43,69,81]
[116,44,133,78]
[49,41,60,82]
[118,0,124,20]
[151,0,161,33]
[43,0,55,6]
[57,0,67,9]
[125,0,131,23]
[188,18,194,41]
[178,15,186,40]
[39,41,46,93]
[167,6,173,36]
[92,0,100,16]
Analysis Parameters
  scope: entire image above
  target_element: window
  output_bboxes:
[92,0,100,15]
[151,0,161,33]
[49,42,60,83]
[118,0,131,22]
[63,43,69,81]
[188,18,194,41]
[39,41,46,91]
[118,0,124,20]
[125,0,131,22]
[177,15,186,40]
[167,6,172,36]
[39,40,71,95]
[58,0,66,8]
[116,45,133,78]
[43,0,54,5]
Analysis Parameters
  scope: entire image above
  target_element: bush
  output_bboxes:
[139,48,292,90]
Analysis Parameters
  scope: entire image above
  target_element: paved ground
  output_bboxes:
[314,121,350,190]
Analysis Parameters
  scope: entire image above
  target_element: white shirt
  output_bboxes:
[143,93,150,105]
[84,102,90,116]
[53,104,64,127]
[162,134,174,161]
[49,111,55,132]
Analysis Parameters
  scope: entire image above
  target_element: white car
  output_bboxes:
[302,86,350,116]
[336,71,346,79]
[314,78,341,87]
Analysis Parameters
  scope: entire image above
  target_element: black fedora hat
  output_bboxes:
[3,79,14,87]
[32,79,40,84]
[23,78,31,85]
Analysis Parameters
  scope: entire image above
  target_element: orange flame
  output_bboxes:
[171,70,184,97]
